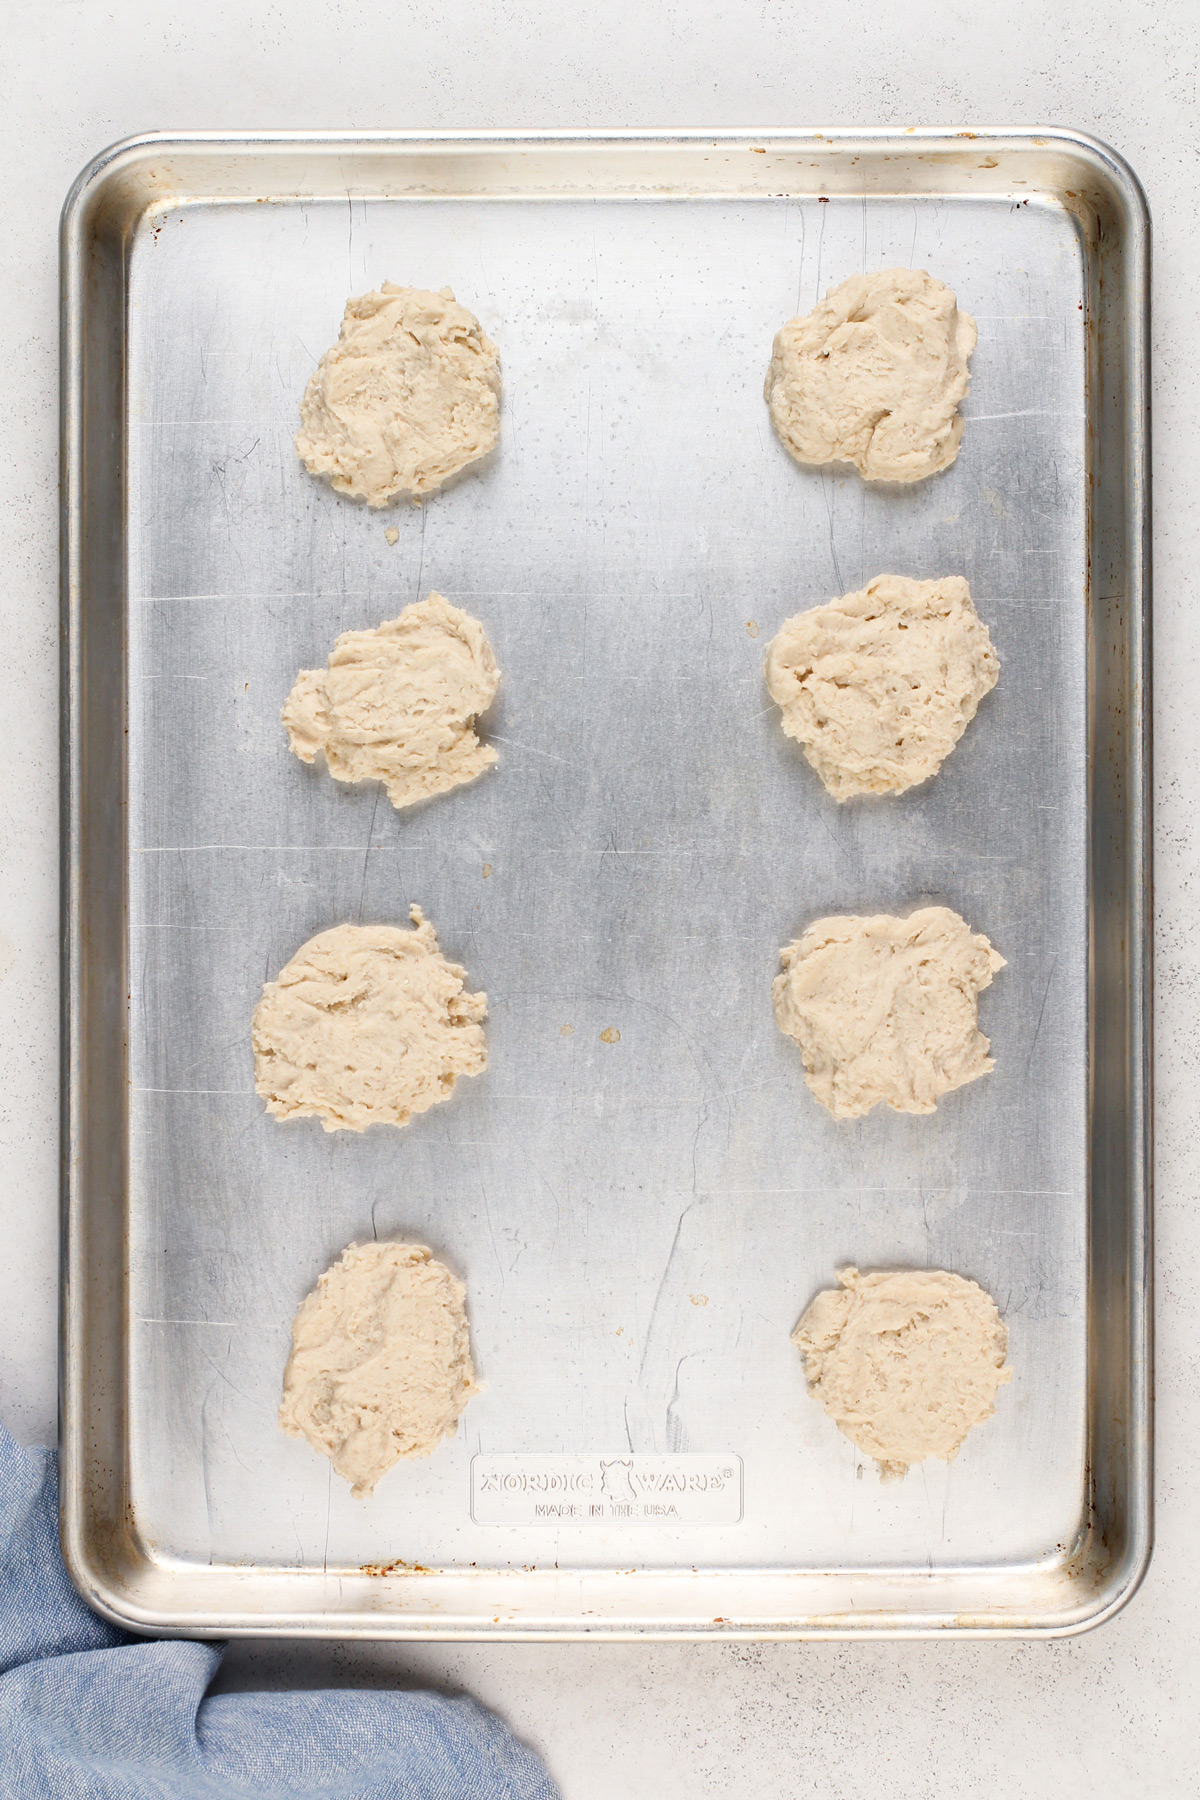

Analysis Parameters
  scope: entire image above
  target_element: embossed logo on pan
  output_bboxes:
[470,1454,744,1526]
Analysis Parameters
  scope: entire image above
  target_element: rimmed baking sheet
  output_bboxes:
[61,129,1150,1637]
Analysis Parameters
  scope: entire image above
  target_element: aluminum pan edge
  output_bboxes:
[57,125,1154,216]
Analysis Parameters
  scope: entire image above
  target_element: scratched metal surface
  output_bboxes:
[59,129,1143,1637]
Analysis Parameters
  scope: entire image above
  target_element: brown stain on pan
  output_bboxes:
[360,1557,433,1577]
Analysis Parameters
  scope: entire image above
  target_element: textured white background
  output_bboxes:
[1,3,1196,1795]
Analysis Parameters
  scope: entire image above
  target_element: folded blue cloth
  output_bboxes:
[0,1422,559,1799]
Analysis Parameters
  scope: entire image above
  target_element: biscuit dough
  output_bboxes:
[764,269,977,483]
[283,593,501,810]
[765,574,999,799]
[280,1240,479,1497]
[792,1266,1011,1479]
[773,907,1005,1119]
[252,910,487,1132]
[296,283,500,504]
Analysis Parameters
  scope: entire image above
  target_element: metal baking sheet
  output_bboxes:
[61,129,1150,1639]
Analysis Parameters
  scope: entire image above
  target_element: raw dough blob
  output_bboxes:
[296,283,500,505]
[283,593,501,811]
[280,1240,479,1497]
[764,269,977,483]
[765,574,999,799]
[773,906,1005,1119]
[792,1266,1011,1480]
[252,910,487,1133]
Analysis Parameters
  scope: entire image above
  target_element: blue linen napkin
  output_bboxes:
[0,1422,559,1799]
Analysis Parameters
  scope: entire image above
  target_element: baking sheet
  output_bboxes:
[62,131,1150,1637]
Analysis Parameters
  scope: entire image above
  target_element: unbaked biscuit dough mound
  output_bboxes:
[764,269,977,483]
[280,1240,479,1497]
[296,283,500,505]
[773,906,1004,1119]
[252,910,487,1132]
[792,1266,1011,1480]
[765,574,999,799]
[283,593,501,810]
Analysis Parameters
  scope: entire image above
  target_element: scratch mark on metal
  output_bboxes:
[637,1201,698,1385]
[821,473,844,593]
[414,501,428,602]
[487,733,574,767]
[1025,954,1059,1076]
[357,786,382,922]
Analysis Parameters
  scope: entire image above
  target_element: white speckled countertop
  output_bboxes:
[2,3,1197,1793]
